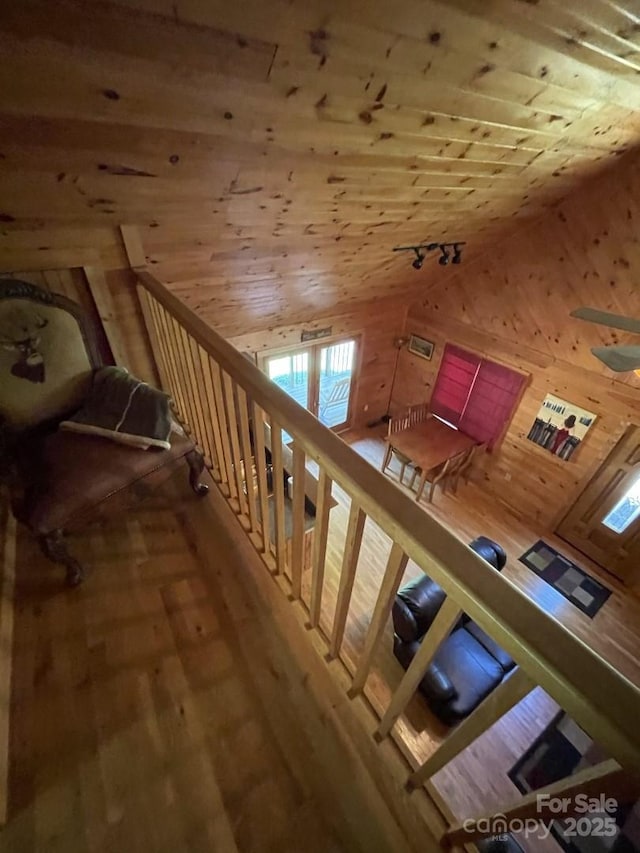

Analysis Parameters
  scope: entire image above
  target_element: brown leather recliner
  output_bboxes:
[1,277,208,586]
[392,536,516,724]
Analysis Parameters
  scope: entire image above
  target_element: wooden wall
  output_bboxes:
[391,157,640,529]
[0,233,158,385]
[3,0,640,325]
[0,490,15,826]
[228,301,407,430]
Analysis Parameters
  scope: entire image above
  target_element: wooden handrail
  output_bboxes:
[135,267,640,776]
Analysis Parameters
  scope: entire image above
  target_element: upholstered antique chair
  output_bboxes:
[0,278,208,586]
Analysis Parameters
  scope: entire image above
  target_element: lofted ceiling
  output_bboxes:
[1,0,640,325]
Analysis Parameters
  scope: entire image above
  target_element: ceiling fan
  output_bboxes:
[570,307,640,373]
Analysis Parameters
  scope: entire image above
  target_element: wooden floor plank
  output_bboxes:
[326,427,640,853]
[5,477,404,853]
[8,431,638,853]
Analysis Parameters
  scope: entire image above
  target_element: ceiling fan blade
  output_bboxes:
[571,307,640,335]
[591,345,640,372]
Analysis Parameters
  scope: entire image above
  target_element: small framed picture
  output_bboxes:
[408,334,434,361]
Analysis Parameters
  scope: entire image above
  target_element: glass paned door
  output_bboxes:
[318,340,356,429]
[601,473,640,534]
[263,338,357,432]
[556,425,640,582]
[265,350,311,442]
[265,351,310,410]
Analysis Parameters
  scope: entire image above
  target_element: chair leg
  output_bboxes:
[414,472,427,503]
[381,444,392,474]
[399,461,407,484]
[186,449,209,496]
[38,530,85,587]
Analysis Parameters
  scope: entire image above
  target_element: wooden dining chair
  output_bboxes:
[381,409,413,484]
[407,402,429,427]
[412,457,451,504]
[442,447,474,495]
[451,442,486,492]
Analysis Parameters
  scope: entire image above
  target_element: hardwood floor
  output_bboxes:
[5,472,418,853]
[301,426,640,852]
[341,426,640,687]
[6,431,639,853]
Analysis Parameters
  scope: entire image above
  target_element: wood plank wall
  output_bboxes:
[3,0,640,322]
[0,490,16,826]
[228,301,407,430]
[0,228,157,384]
[391,158,640,531]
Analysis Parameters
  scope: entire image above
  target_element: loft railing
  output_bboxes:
[131,264,640,846]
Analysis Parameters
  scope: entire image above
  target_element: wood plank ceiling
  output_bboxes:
[1,0,640,324]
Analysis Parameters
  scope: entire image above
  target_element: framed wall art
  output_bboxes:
[526,393,596,462]
[408,334,434,361]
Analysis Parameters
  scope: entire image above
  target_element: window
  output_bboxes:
[602,476,640,534]
[262,338,357,432]
[430,344,480,426]
[431,344,526,448]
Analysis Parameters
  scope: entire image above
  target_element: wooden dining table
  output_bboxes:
[383,416,476,500]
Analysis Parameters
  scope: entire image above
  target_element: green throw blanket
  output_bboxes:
[59,366,175,450]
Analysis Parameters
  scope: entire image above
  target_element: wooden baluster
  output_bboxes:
[185,333,218,473]
[164,310,196,433]
[162,310,191,419]
[162,306,195,433]
[309,470,333,629]
[349,543,408,696]
[209,360,237,501]
[136,286,171,392]
[252,404,271,556]
[150,300,186,421]
[174,320,206,450]
[196,346,226,485]
[236,386,259,535]
[179,324,212,465]
[290,443,306,601]
[445,759,632,847]
[407,668,535,788]
[329,501,366,658]
[222,372,248,519]
[270,421,287,576]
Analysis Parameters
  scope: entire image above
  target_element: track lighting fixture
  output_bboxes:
[393,241,466,270]
[412,248,425,269]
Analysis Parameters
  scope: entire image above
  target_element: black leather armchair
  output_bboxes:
[392,536,516,724]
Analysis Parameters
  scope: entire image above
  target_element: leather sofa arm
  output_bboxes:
[392,574,447,642]
[469,536,507,571]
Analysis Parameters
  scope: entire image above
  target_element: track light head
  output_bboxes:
[412,248,424,269]
[392,240,465,270]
